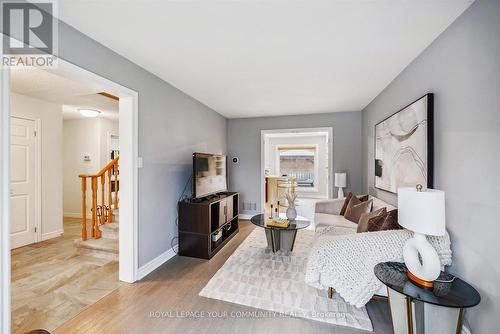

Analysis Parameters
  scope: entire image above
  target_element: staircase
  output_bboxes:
[74,209,119,260]
[74,157,120,261]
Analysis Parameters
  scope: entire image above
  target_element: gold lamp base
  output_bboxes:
[407,271,434,290]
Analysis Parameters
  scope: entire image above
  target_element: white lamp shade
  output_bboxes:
[398,187,446,236]
[335,173,347,188]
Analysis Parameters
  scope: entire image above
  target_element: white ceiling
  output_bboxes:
[11,67,119,120]
[58,0,473,118]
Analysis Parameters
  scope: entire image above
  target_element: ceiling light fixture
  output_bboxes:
[79,109,101,118]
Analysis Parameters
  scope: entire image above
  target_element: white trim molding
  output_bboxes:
[64,212,92,219]
[0,62,11,334]
[137,246,179,280]
[41,229,64,241]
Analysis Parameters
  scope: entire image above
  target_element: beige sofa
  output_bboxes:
[313,195,397,298]
[315,195,396,232]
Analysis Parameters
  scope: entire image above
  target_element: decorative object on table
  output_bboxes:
[250,213,309,252]
[265,176,296,212]
[265,217,290,228]
[285,190,298,220]
[398,184,446,289]
[375,94,434,193]
[334,172,347,198]
[374,262,480,334]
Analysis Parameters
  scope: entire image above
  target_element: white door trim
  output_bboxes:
[260,127,333,212]
[9,116,42,246]
[0,65,11,334]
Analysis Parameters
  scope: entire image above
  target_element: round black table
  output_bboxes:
[374,262,480,334]
[250,214,310,252]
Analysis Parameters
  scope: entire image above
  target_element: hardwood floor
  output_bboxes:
[11,217,121,334]
[54,220,392,334]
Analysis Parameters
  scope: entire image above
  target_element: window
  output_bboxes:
[278,147,316,188]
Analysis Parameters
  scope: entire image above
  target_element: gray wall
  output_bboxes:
[57,22,227,267]
[228,111,362,215]
[361,0,500,332]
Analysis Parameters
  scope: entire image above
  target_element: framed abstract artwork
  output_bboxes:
[374,94,434,193]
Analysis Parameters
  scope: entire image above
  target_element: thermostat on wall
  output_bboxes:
[83,154,91,162]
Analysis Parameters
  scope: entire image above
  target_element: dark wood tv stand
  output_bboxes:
[178,192,239,259]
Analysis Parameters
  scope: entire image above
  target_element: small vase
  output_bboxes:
[286,207,297,220]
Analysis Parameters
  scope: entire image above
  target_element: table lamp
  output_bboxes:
[398,185,446,289]
[334,172,347,198]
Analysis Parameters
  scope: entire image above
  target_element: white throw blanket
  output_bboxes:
[304,228,452,307]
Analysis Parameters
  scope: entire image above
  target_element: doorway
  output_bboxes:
[0,57,139,333]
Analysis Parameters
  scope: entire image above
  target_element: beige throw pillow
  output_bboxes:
[344,198,373,224]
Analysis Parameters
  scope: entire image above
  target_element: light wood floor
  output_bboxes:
[11,217,121,334]
[54,220,392,334]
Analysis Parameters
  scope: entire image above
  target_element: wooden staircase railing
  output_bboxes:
[79,156,119,240]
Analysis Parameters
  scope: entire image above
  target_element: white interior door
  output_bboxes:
[10,117,38,249]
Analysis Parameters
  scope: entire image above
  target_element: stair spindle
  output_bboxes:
[81,177,87,240]
[91,176,101,238]
[114,160,119,209]
[100,175,105,225]
[108,168,113,223]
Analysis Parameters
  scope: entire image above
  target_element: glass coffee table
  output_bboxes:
[250,213,310,252]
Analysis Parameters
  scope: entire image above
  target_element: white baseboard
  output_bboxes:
[238,213,253,220]
[137,245,179,280]
[64,212,91,219]
[42,229,63,241]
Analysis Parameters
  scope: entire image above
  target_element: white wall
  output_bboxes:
[63,117,118,217]
[264,134,329,198]
[99,117,119,167]
[11,93,63,240]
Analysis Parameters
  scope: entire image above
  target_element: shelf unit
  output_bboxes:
[178,192,239,259]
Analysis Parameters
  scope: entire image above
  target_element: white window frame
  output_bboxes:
[260,127,333,216]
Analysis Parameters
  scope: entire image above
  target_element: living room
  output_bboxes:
[0,0,498,334]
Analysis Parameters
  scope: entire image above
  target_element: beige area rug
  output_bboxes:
[199,228,373,331]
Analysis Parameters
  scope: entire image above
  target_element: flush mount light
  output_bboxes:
[79,109,101,118]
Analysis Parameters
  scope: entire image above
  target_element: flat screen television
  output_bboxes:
[193,153,227,199]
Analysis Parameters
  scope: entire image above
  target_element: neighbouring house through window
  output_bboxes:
[278,146,316,188]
